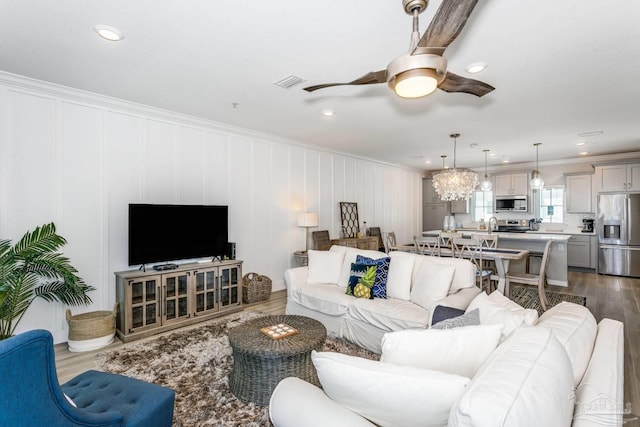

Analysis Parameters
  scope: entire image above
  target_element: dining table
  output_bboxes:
[393,244,529,294]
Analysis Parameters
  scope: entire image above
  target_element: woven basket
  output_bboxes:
[242,273,272,304]
[66,303,117,341]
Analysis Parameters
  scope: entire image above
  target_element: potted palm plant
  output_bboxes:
[0,222,95,340]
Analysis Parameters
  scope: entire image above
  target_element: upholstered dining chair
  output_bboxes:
[414,235,439,256]
[312,230,331,250]
[0,329,175,427]
[505,239,553,311]
[452,237,492,291]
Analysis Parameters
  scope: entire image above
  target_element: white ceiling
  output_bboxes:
[1,0,639,171]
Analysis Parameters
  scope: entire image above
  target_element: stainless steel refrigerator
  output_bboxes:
[597,192,640,277]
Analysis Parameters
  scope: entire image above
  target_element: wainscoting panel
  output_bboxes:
[0,73,423,343]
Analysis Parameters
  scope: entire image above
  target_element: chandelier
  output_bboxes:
[432,133,479,201]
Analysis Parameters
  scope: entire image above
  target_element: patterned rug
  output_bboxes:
[510,285,587,315]
[96,311,378,427]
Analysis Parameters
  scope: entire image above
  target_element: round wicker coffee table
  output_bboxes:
[228,315,327,406]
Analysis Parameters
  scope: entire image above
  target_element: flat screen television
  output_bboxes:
[128,204,228,266]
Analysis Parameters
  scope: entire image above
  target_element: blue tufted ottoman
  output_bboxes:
[62,370,175,427]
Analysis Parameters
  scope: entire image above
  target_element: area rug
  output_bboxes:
[96,311,378,427]
[510,285,587,315]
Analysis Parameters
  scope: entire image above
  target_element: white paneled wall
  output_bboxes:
[0,73,423,343]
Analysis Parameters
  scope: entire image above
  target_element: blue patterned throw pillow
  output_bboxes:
[356,255,390,299]
[346,263,377,299]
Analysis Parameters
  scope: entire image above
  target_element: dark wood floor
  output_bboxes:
[55,271,640,420]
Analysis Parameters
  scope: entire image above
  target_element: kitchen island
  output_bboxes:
[423,230,571,287]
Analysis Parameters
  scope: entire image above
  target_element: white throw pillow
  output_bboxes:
[535,301,597,385]
[331,246,387,288]
[466,291,538,339]
[306,250,344,284]
[410,261,455,310]
[380,324,503,378]
[449,327,575,427]
[312,351,470,427]
[386,252,415,300]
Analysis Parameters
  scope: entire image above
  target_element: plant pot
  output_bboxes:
[66,304,117,352]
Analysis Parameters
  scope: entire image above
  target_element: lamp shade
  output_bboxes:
[297,212,318,227]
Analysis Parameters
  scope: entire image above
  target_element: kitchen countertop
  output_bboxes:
[423,230,571,241]
[526,229,595,236]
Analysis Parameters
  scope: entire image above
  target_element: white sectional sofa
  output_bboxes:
[270,300,625,427]
[284,245,481,353]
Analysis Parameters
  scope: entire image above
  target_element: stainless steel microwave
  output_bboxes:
[495,196,528,212]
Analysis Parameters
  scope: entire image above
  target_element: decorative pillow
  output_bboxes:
[346,263,377,299]
[380,323,503,378]
[306,250,345,284]
[466,291,538,339]
[356,255,390,299]
[535,301,597,386]
[386,251,415,300]
[432,308,480,330]
[312,351,470,427]
[431,305,465,325]
[410,260,455,311]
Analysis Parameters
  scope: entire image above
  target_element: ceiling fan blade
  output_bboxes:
[303,70,387,92]
[438,72,494,97]
[417,0,479,49]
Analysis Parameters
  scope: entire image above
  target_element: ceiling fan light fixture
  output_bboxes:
[394,69,438,98]
[387,53,446,99]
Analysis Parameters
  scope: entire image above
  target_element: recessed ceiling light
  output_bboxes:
[502,159,509,163]
[575,141,586,146]
[489,153,497,157]
[465,62,487,74]
[424,160,432,164]
[321,110,335,117]
[579,151,589,155]
[469,143,478,148]
[94,25,124,41]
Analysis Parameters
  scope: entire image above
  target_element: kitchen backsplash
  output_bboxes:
[453,211,595,231]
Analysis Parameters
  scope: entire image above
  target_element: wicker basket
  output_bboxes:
[66,304,117,352]
[242,273,272,304]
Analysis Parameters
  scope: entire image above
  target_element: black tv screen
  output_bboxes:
[128,204,228,266]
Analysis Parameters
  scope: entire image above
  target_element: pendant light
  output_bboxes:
[432,134,479,201]
[530,143,544,190]
[480,149,492,191]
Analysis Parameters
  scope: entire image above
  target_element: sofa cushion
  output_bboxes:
[307,250,344,284]
[387,252,414,300]
[380,324,503,378]
[410,260,455,311]
[535,301,597,386]
[312,351,470,427]
[449,327,575,427]
[346,263,376,299]
[356,255,390,299]
[431,308,480,330]
[331,246,388,288]
[348,297,431,331]
[290,282,356,316]
[466,291,538,339]
[412,254,475,293]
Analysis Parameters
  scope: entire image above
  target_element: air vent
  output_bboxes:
[274,75,306,89]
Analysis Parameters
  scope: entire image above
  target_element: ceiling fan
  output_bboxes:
[303,0,494,98]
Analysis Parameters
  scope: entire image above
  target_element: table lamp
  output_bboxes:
[297,212,318,252]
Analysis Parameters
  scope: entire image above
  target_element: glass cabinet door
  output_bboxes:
[126,275,161,333]
[193,268,218,315]
[219,265,240,307]
[163,272,190,324]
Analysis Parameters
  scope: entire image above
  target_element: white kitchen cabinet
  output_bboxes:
[596,163,640,192]
[494,173,529,196]
[566,174,592,213]
[567,235,591,268]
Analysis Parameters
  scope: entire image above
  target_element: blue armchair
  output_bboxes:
[0,329,175,427]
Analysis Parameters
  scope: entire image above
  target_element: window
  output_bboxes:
[472,190,493,222]
[536,187,564,224]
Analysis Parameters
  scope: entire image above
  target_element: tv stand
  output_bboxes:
[152,263,178,271]
[115,259,243,342]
